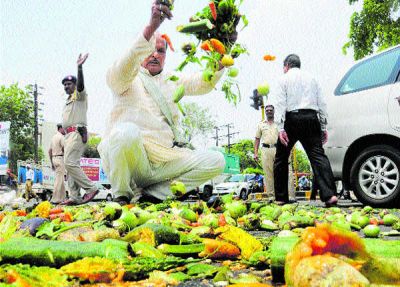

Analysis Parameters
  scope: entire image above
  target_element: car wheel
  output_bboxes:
[201,186,213,201]
[106,194,113,202]
[240,189,248,200]
[40,190,52,201]
[350,145,400,207]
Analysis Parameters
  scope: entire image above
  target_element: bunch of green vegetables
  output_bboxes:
[172,0,249,105]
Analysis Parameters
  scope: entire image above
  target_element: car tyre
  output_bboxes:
[40,190,52,201]
[201,186,213,201]
[350,145,400,207]
[240,189,248,200]
[106,194,113,202]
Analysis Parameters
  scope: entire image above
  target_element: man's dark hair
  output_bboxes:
[57,123,63,130]
[283,54,301,69]
[265,104,274,110]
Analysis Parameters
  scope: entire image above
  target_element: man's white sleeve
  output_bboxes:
[175,69,224,96]
[315,80,328,131]
[107,34,156,95]
[274,78,287,131]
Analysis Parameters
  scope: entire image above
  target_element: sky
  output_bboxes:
[1,0,362,148]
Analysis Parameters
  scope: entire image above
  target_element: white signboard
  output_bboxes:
[0,121,11,175]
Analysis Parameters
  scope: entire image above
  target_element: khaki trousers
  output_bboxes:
[64,131,96,202]
[261,147,295,199]
[24,179,36,200]
[51,156,66,203]
[98,122,225,201]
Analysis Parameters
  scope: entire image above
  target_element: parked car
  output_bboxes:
[196,174,231,200]
[325,45,400,207]
[80,183,113,201]
[214,174,255,199]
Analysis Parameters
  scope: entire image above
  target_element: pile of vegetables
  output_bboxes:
[172,0,249,104]
[0,197,399,286]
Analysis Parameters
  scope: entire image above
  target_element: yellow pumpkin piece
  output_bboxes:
[216,225,263,260]
[61,257,123,283]
[199,238,241,259]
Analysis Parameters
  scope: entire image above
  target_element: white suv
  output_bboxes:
[325,45,400,207]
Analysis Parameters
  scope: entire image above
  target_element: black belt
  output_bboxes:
[288,109,316,114]
[262,143,277,148]
[53,154,64,157]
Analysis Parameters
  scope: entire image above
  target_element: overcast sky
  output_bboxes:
[1,0,362,148]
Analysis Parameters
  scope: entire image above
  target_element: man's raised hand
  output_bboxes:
[77,53,89,67]
[150,0,173,29]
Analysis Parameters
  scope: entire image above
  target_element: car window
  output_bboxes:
[227,175,244,182]
[336,48,400,95]
[245,174,255,181]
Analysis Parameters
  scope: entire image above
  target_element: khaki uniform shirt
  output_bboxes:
[104,34,223,165]
[256,120,279,145]
[62,89,88,128]
[50,132,64,156]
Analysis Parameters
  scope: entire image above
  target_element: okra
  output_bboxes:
[158,243,205,256]
[177,19,214,33]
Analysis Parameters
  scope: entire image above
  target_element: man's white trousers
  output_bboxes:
[98,122,225,201]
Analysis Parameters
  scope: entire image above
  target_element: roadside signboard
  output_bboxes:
[0,122,11,175]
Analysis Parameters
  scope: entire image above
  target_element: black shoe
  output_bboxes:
[178,189,197,201]
[274,200,288,206]
[138,194,162,204]
[207,195,222,208]
[113,196,130,206]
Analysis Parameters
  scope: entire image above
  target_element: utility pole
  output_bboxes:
[33,84,39,163]
[221,123,239,153]
[29,83,44,163]
[212,124,239,152]
[212,126,223,146]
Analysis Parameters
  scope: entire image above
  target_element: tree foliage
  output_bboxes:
[228,138,311,174]
[0,84,35,172]
[180,103,216,144]
[294,148,311,174]
[344,0,400,60]
[228,139,259,171]
[83,136,101,158]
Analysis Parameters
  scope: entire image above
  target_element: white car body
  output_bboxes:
[80,183,113,201]
[325,45,400,206]
[214,174,254,197]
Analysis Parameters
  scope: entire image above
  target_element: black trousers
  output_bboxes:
[273,110,336,202]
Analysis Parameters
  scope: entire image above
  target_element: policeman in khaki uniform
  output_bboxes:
[48,123,66,204]
[254,105,296,200]
[61,54,98,205]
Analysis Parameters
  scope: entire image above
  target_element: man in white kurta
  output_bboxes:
[98,1,225,203]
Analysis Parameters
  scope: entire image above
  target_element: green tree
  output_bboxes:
[0,84,35,172]
[83,136,101,158]
[228,139,259,171]
[344,0,400,60]
[294,148,311,173]
[180,103,216,144]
